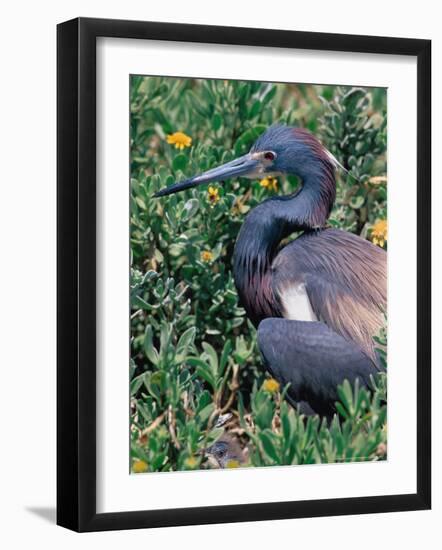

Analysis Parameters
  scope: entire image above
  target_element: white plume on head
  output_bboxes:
[325,148,347,172]
[324,148,358,181]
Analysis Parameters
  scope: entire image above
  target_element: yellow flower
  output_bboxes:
[371,219,387,248]
[166,131,192,150]
[226,459,240,469]
[184,456,198,469]
[262,378,280,394]
[260,176,278,192]
[132,459,148,473]
[201,250,214,263]
[207,185,220,206]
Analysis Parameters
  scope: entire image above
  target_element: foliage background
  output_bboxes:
[130,76,387,473]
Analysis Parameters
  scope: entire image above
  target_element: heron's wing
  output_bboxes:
[257,318,378,416]
[304,273,382,364]
[272,229,387,363]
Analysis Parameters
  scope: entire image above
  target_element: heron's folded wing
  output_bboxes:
[257,318,378,416]
[304,273,383,364]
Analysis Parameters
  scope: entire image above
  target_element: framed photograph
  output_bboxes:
[57,17,431,532]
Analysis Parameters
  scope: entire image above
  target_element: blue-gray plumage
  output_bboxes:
[155,124,387,417]
[258,319,378,416]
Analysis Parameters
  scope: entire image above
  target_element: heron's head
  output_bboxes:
[154,124,334,198]
[202,436,246,469]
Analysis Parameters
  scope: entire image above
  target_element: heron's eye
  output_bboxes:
[264,151,276,161]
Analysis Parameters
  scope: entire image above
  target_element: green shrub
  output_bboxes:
[130,77,387,473]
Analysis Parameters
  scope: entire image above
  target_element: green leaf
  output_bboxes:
[198,403,215,424]
[182,198,199,221]
[219,340,232,375]
[260,431,279,463]
[130,375,144,396]
[201,342,219,373]
[176,326,196,353]
[187,358,217,390]
[349,195,365,209]
[248,100,261,119]
[280,402,292,442]
[234,125,267,155]
[212,113,223,132]
[173,153,188,172]
[144,325,159,365]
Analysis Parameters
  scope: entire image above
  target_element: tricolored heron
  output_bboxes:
[155,125,387,417]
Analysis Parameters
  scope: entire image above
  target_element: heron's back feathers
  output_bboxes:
[272,228,387,363]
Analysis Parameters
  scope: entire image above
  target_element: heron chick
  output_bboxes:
[203,435,248,469]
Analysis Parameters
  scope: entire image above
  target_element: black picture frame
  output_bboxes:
[57,17,431,532]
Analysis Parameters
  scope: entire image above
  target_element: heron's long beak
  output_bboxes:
[154,154,261,197]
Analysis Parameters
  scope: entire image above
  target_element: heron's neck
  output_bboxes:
[283,157,336,229]
[233,169,335,324]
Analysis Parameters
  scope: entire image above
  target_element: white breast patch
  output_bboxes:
[280,283,318,322]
